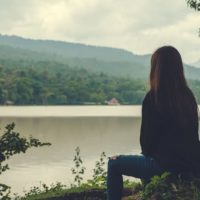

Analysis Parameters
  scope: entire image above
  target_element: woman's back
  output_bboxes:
[140,89,200,174]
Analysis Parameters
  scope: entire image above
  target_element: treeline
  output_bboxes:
[0,59,200,105]
[0,59,148,105]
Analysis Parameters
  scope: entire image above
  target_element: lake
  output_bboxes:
[0,106,142,195]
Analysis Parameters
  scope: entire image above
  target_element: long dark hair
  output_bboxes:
[149,46,199,131]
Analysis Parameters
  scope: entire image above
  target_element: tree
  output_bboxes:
[186,0,200,36]
[187,0,200,11]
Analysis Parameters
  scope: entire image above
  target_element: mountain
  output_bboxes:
[0,34,200,80]
[0,34,149,63]
[190,60,200,68]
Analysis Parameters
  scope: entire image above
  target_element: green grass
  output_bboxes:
[14,181,142,200]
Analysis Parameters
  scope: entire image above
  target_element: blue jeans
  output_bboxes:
[106,154,165,200]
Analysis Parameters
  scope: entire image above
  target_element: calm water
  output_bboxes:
[0,106,142,194]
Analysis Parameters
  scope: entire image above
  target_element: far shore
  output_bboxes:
[0,105,142,118]
[0,105,199,118]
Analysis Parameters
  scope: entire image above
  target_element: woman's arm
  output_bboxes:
[140,92,160,157]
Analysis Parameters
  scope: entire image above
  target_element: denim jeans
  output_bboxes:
[106,154,165,200]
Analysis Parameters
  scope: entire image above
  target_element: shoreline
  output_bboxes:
[0,105,142,118]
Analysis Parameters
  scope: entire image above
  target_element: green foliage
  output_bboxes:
[0,184,11,200]
[142,172,200,200]
[0,123,51,175]
[0,123,51,199]
[14,182,67,200]
[84,152,107,188]
[0,49,200,105]
[142,172,171,200]
[92,152,107,187]
[186,0,200,37]
[123,179,142,190]
[15,183,107,200]
[0,59,148,105]
[71,147,86,187]
[187,0,200,11]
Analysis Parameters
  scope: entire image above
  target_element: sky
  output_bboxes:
[0,0,200,63]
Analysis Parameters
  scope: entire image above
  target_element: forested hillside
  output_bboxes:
[0,35,200,105]
[0,60,148,105]
[1,35,200,80]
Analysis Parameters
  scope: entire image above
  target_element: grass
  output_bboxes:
[14,181,142,200]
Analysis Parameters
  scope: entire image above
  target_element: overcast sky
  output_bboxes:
[0,0,200,63]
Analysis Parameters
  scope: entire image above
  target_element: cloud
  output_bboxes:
[0,0,199,62]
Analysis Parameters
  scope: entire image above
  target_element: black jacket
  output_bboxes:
[140,91,200,173]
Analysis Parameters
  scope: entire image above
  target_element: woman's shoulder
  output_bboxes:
[142,90,154,105]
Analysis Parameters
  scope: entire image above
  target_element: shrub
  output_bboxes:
[0,122,51,199]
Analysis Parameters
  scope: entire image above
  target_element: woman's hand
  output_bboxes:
[109,155,118,160]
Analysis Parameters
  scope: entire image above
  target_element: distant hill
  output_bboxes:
[0,34,148,63]
[0,34,200,80]
[191,60,200,68]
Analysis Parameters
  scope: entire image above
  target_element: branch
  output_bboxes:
[187,0,200,11]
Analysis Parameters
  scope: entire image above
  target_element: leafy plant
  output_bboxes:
[85,152,107,188]
[142,172,172,200]
[92,152,107,187]
[141,172,200,200]
[187,0,200,11]
[71,147,86,187]
[0,122,51,199]
[186,0,200,37]
[13,182,67,200]
[0,184,11,200]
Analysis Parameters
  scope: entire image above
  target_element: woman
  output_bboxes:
[106,46,200,200]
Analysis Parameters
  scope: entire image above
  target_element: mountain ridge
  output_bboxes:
[0,34,200,80]
[0,34,150,63]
